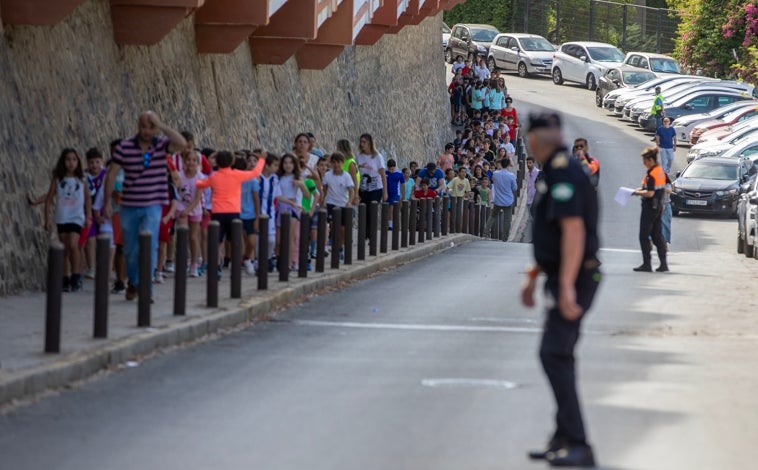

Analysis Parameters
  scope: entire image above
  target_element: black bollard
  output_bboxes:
[484,206,491,238]
[299,212,310,278]
[461,200,469,234]
[433,197,441,238]
[279,212,291,282]
[93,234,110,338]
[418,197,426,243]
[409,199,417,246]
[257,216,269,290]
[316,209,327,272]
[468,201,476,236]
[44,242,64,353]
[473,204,481,237]
[230,219,243,298]
[343,207,354,264]
[453,196,461,233]
[493,209,500,240]
[331,206,341,269]
[400,200,409,248]
[138,231,152,326]
[380,202,389,253]
[206,221,219,308]
[357,204,366,260]
[369,201,378,256]
[174,226,188,316]
[426,198,433,240]
[442,196,450,236]
[392,203,400,251]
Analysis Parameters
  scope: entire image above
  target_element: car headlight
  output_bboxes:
[477,45,487,52]
[672,185,682,193]
[716,189,738,196]
[530,61,543,66]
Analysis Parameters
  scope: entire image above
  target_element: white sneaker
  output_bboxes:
[189,264,200,277]
[243,259,255,275]
[84,269,95,280]
[164,261,175,273]
[153,271,164,284]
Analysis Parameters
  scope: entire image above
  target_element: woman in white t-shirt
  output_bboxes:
[356,133,387,205]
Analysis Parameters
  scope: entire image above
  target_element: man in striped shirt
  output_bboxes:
[104,111,186,300]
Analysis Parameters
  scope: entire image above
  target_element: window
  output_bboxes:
[507,37,518,49]
[717,96,740,107]
[496,36,508,47]
[627,55,640,67]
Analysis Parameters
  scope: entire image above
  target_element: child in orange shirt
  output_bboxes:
[196,151,265,278]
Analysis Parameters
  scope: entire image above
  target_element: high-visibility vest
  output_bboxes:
[650,93,664,115]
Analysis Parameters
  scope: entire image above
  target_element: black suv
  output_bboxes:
[445,24,499,64]
[671,156,757,216]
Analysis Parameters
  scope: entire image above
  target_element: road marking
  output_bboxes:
[421,378,519,390]
[292,319,542,334]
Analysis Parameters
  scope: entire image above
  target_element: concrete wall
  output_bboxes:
[0,0,450,296]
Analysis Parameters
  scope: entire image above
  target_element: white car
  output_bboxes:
[672,101,758,143]
[442,22,451,50]
[551,41,625,90]
[613,76,713,116]
[688,124,758,162]
[737,174,758,257]
[487,33,555,77]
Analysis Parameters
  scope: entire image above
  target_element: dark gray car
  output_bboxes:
[445,24,499,64]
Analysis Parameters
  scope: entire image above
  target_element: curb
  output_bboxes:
[0,233,477,408]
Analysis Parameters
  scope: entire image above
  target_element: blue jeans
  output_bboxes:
[659,148,674,174]
[120,205,162,288]
[661,201,672,244]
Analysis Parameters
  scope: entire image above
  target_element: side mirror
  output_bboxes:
[580,55,589,62]
[612,79,620,85]
[676,171,682,178]
[511,46,519,52]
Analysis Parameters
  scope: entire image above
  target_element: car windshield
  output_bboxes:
[622,71,657,85]
[650,58,681,73]
[520,37,554,52]
[587,46,624,62]
[471,29,498,42]
[443,23,451,34]
[683,161,737,180]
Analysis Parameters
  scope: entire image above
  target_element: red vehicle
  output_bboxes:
[690,105,758,144]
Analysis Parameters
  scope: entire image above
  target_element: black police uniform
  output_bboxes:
[638,164,667,270]
[531,147,601,450]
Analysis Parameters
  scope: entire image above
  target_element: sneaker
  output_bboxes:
[164,260,175,273]
[83,269,95,280]
[62,276,71,293]
[223,257,231,268]
[71,275,83,292]
[243,259,255,275]
[111,280,125,294]
[268,256,277,273]
[217,267,222,280]
[125,284,138,301]
[633,264,652,272]
[306,261,312,271]
[189,263,200,278]
[153,271,164,284]
[199,262,207,276]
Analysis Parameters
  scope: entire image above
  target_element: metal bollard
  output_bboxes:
[316,209,327,272]
[401,200,409,248]
[468,201,476,236]
[357,204,366,260]
[392,203,400,251]
[369,201,378,256]
[478,205,486,237]
[461,201,469,235]
[257,216,269,290]
[174,226,188,316]
[93,234,110,338]
[442,196,449,236]
[343,207,353,264]
[380,202,389,253]
[418,198,426,243]
[426,198,433,240]
[44,242,65,353]
[279,212,291,282]
[231,219,242,298]
[453,197,462,233]
[138,231,152,326]
[484,206,491,238]
[433,197,441,238]
[473,204,481,237]
[206,221,219,308]
[299,212,310,278]
[409,199,417,246]
[331,206,341,269]
[493,209,500,241]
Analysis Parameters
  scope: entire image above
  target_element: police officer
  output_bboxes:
[632,146,668,272]
[521,113,601,468]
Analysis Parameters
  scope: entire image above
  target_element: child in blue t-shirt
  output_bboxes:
[385,159,405,229]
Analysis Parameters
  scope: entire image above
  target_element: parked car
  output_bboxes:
[687,122,758,162]
[613,76,714,115]
[689,104,758,144]
[623,52,681,74]
[551,41,625,90]
[595,66,656,107]
[487,33,555,77]
[671,155,757,216]
[445,24,499,64]
[672,101,758,143]
[737,172,758,257]
[638,90,752,131]
[696,115,758,146]
[442,22,451,50]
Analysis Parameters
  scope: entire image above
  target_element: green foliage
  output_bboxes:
[443,0,514,32]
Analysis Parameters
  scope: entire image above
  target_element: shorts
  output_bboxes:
[326,204,347,225]
[57,223,82,235]
[241,218,258,236]
[276,202,300,227]
[159,205,174,243]
[112,211,124,246]
[387,194,400,205]
[187,214,203,223]
[212,212,239,243]
[310,211,319,230]
[201,211,211,229]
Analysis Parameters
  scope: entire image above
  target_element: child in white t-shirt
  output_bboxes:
[322,152,355,256]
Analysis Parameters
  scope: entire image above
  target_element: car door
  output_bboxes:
[503,36,520,71]
[567,44,586,82]
[492,35,510,70]
[559,45,578,81]
[451,26,465,59]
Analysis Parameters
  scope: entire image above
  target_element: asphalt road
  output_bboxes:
[2,71,758,470]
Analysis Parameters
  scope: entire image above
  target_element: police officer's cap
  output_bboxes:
[527,113,561,132]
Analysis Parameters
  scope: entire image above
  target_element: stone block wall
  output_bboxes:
[0,0,450,295]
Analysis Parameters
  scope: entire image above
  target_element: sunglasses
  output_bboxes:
[573,145,585,150]
[143,152,151,168]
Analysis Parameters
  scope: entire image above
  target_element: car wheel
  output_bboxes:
[487,57,497,72]
[552,68,563,85]
[445,48,453,64]
[595,90,603,107]
[738,234,745,254]
[518,62,528,78]
[586,73,597,91]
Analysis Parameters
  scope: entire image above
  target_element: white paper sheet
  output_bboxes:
[615,186,636,206]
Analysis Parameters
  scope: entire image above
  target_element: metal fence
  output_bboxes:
[510,0,680,54]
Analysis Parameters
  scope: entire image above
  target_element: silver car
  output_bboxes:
[551,41,625,90]
[487,33,554,77]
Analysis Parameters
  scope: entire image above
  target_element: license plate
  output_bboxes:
[686,199,708,206]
